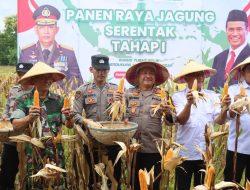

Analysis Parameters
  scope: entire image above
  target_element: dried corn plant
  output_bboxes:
[114,139,141,190]
[106,78,126,122]
[194,125,238,190]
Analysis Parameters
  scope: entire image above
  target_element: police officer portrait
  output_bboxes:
[18,4,83,86]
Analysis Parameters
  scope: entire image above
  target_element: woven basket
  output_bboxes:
[0,120,14,142]
[87,121,138,145]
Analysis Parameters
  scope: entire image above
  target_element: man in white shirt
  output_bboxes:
[172,60,231,190]
[208,9,250,91]
[224,57,250,183]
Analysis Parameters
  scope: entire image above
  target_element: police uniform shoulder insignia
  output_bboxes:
[60,44,74,51]
[22,43,35,50]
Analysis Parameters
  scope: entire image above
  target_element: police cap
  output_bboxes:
[16,62,33,73]
[91,54,110,70]
[33,5,60,25]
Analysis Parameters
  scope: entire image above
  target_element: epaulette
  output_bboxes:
[21,43,35,50]
[59,44,74,51]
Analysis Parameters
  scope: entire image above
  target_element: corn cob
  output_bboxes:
[222,82,229,99]
[163,148,174,170]
[33,88,40,107]
[205,165,215,189]
[63,97,70,109]
[117,78,125,93]
[192,79,198,91]
[138,169,148,190]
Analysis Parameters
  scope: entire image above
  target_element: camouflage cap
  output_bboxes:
[91,54,110,70]
[16,62,33,73]
[33,5,60,25]
[226,9,248,26]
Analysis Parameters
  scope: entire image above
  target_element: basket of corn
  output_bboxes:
[87,121,138,145]
[0,120,15,142]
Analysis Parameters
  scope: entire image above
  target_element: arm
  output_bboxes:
[73,89,84,125]
[12,106,40,130]
[214,94,231,125]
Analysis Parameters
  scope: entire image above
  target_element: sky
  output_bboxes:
[0,0,17,31]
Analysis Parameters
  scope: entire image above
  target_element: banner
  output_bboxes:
[17,0,250,87]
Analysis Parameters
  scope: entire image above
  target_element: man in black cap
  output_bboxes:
[19,4,83,87]
[0,62,33,190]
[73,54,120,189]
[208,9,250,90]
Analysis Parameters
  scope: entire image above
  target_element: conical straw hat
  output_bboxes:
[174,60,216,83]
[230,56,250,77]
[126,61,169,86]
[19,62,65,85]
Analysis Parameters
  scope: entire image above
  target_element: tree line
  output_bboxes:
[0,16,17,66]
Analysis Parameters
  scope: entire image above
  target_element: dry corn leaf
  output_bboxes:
[9,134,31,142]
[210,131,228,140]
[75,124,90,145]
[94,163,109,190]
[114,141,127,166]
[30,138,45,149]
[31,164,66,178]
[214,181,238,189]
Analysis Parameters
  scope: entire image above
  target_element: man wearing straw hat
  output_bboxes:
[10,62,73,189]
[208,9,250,90]
[223,57,250,183]
[115,61,173,189]
[172,60,231,190]
[0,62,33,190]
[73,54,120,189]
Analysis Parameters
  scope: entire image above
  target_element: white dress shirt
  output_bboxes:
[172,88,221,160]
[227,80,250,155]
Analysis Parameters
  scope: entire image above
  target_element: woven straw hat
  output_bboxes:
[174,60,216,83]
[126,61,169,86]
[19,62,65,85]
[230,56,250,77]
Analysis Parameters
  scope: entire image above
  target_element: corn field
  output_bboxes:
[0,66,247,189]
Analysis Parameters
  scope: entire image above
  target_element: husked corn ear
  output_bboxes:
[192,79,198,91]
[33,88,40,107]
[63,97,70,109]
[205,165,215,188]
[138,169,148,190]
[117,78,125,93]
[222,82,229,98]
[160,87,167,100]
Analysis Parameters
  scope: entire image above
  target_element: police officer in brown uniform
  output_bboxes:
[73,54,119,188]
[115,61,173,189]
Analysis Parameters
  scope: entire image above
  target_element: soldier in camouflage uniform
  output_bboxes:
[0,63,33,190]
[73,54,119,189]
[19,4,83,87]
[10,62,73,189]
[114,61,173,190]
